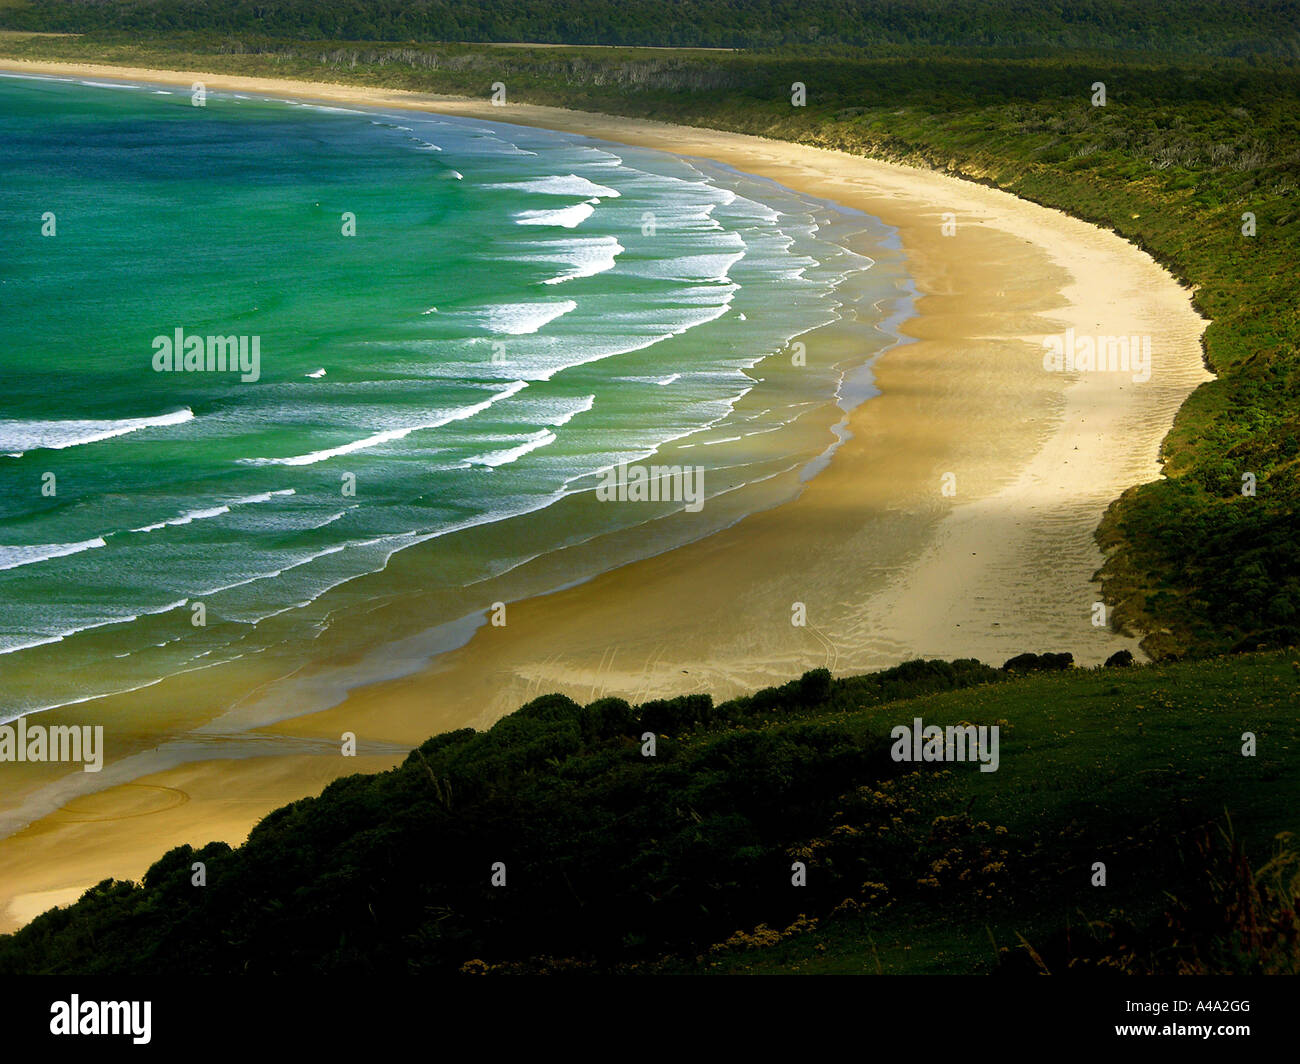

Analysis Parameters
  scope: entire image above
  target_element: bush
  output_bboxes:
[1002,652,1074,673]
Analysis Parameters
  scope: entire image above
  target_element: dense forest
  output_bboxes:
[3,0,1300,57]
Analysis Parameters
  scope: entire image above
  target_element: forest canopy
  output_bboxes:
[3,0,1300,57]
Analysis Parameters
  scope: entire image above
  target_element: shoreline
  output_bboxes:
[0,58,1212,932]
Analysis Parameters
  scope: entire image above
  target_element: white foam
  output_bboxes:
[0,537,106,572]
[577,148,624,167]
[308,509,352,531]
[76,80,143,91]
[0,597,190,656]
[514,237,624,285]
[514,203,595,229]
[463,428,557,468]
[242,382,528,466]
[488,173,620,198]
[466,300,578,336]
[132,505,229,534]
[130,489,295,533]
[196,543,351,596]
[0,408,194,455]
[548,395,596,426]
[291,102,369,115]
[0,73,77,82]
[626,249,746,283]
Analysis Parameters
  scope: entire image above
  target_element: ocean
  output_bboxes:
[0,73,912,726]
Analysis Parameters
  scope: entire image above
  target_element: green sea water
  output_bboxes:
[0,73,912,723]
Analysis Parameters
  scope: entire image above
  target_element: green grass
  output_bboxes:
[690,652,1300,973]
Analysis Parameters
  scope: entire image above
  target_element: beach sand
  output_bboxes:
[0,59,1212,932]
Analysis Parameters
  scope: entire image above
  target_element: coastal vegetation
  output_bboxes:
[0,651,1295,974]
[2,0,1299,56]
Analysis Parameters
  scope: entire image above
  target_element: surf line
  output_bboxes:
[595,460,706,513]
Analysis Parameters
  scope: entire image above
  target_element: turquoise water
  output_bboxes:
[0,74,910,720]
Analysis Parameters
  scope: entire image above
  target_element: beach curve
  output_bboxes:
[0,58,1212,933]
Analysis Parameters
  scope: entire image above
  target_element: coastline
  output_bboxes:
[0,59,1212,932]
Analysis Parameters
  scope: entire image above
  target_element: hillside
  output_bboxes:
[1,652,1295,974]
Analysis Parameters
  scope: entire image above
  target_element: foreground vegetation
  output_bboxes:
[0,25,1296,657]
[1,651,1295,974]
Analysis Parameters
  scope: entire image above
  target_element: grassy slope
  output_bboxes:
[0,33,1296,656]
[702,652,1300,973]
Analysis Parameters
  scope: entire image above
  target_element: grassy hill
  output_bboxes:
[1,651,1295,974]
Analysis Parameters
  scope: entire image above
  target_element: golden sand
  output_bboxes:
[0,60,1211,932]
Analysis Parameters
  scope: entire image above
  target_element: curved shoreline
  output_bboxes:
[0,59,1212,932]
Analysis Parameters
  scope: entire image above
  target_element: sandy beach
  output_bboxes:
[0,59,1211,933]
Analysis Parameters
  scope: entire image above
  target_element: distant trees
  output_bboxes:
[4,0,1300,58]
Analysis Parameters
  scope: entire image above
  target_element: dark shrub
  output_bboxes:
[637,693,713,735]
[1002,652,1074,673]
